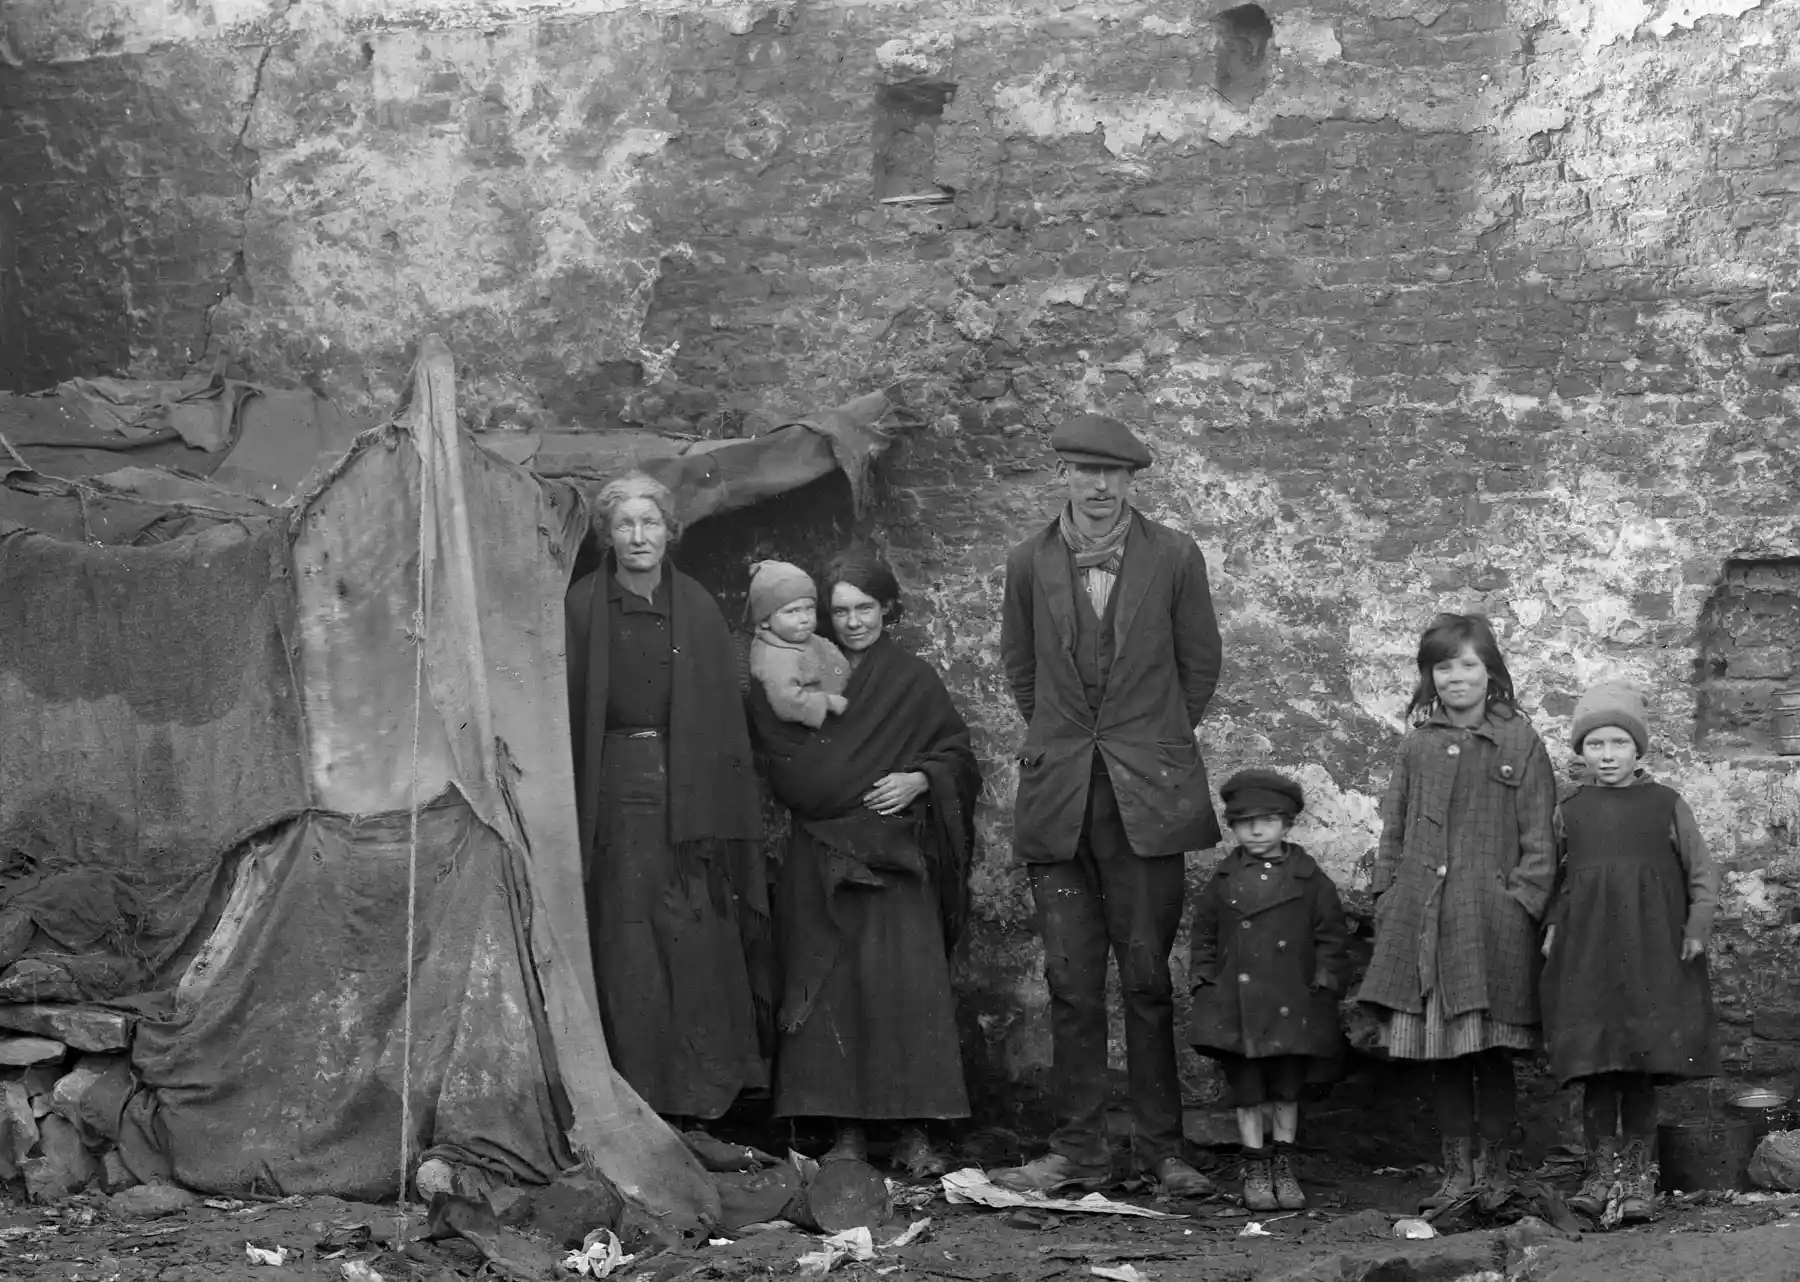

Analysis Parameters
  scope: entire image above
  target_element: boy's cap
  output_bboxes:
[1571,679,1649,755]
[1220,768,1305,822]
[1050,414,1153,470]
[748,560,817,623]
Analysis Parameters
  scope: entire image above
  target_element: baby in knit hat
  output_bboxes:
[747,560,851,728]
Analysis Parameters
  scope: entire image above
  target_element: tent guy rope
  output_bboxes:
[397,417,430,1247]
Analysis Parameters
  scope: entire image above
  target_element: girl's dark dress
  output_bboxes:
[1540,780,1719,1085]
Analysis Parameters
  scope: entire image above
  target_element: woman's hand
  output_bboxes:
[863,771,929,816]
[1681,937,1704,962]
[1540,924,1556,959]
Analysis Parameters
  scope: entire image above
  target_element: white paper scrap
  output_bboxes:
[939,1169,1185,1219]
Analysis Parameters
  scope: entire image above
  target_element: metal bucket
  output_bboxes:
[1659,1117,1759,1192]
[1727,1088,1792,1141]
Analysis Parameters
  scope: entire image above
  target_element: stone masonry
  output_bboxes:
[3,0,1799,1129]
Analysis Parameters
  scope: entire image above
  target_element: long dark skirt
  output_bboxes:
[589,734,766,1119]
[773,828,969,1121]
[1541,855,1717,1086]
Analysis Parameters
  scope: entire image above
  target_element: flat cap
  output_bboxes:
[1050,414,1152,470]
[1219,769,1305,823]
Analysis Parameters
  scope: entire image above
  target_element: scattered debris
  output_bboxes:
[339,1262,384,1282]
[563,1227,634,1278]
[1237,1223,1271,1239]
[884,1218,932,1248]
[889,1179,937,1213]
[941,1171,1185,1220]
[427,1191,562,1282]
[732,1220,800,1236]
[245,1242,289,1265]
[1392,1218,1437,1239]
[797,1226,876,1277]
[1090,1264,1152,1280]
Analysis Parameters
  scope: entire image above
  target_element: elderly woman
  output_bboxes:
[565,472,768,1124]
[748,550,981,1177]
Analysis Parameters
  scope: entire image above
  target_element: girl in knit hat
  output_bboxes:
[1356,614,1557,1214]
[1540,679,1719,1227]
[748,560,851,728]
[1188,769,1348,1213]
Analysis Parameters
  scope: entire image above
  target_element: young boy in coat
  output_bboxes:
[1189,769,1349,1212]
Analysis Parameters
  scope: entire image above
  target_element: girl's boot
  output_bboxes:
[1568,1135,1621,1219]
[1419,1137,1475,1212]
[1241,1149,1278,1212]
[1618,1134,1659,1224]
[1473,1138,1517,1201]
[1270,1144,1306,1210]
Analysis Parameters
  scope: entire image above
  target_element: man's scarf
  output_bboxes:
[1058,502,1131,615]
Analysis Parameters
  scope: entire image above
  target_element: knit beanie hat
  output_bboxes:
[1219,768,1305,823]
[748,560,817,624]
[1570,679,1650,755]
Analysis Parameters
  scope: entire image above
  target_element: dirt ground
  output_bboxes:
[5,1145,1800,1282]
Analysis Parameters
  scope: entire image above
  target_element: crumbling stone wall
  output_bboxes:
[4,0,1800,1126]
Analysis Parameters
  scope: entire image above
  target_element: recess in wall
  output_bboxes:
[873,81,956,205]
[1215,4,1274,107]
[1692,557,1800,752]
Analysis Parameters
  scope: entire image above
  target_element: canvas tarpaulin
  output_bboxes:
[130,801,569,1197]
[0,521,308,1001]
[0,338,901,1223]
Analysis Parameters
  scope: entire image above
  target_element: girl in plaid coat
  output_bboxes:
[1355,614,1557,1212]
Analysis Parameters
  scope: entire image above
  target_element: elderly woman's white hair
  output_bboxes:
[592,471,682,543]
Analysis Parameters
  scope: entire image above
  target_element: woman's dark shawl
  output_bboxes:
[748,635,981,1032]
[564,557,771,1024]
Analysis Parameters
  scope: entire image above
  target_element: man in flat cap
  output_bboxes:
[994,413,1224,1196]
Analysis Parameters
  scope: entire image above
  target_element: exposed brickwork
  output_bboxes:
[4,0,1800,1123]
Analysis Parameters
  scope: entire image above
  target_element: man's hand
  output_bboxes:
[863,771,929,816]
[1681,937,1704,962]
[1540,924,1556,959]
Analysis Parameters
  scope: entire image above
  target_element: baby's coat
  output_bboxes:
[750,632,851,728]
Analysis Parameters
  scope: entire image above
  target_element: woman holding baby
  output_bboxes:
[747,549,982,1178]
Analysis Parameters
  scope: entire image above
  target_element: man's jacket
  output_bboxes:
[1001,510,1224,861]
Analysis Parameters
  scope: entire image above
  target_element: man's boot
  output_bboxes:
[1241,1149,1278,1213]
[1568,1135,1621,1219]
[1419,1137,1475,1212]
[1618,1133,1659,1224]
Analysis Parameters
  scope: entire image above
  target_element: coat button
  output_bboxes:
[1437,864,1447,877]
[1277,940,1287,950]
[1242,920,1252,929]
[1260,874,1269,881]
[1447,745,1460,756]
[1238,973,1250,983]
[1501,764,1514,777]
[1279,1006,1290,1017]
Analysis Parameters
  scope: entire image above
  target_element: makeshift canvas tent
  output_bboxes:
[0,337,900,1223]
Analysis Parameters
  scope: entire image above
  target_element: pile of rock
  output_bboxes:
[0,1004,140,1204]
